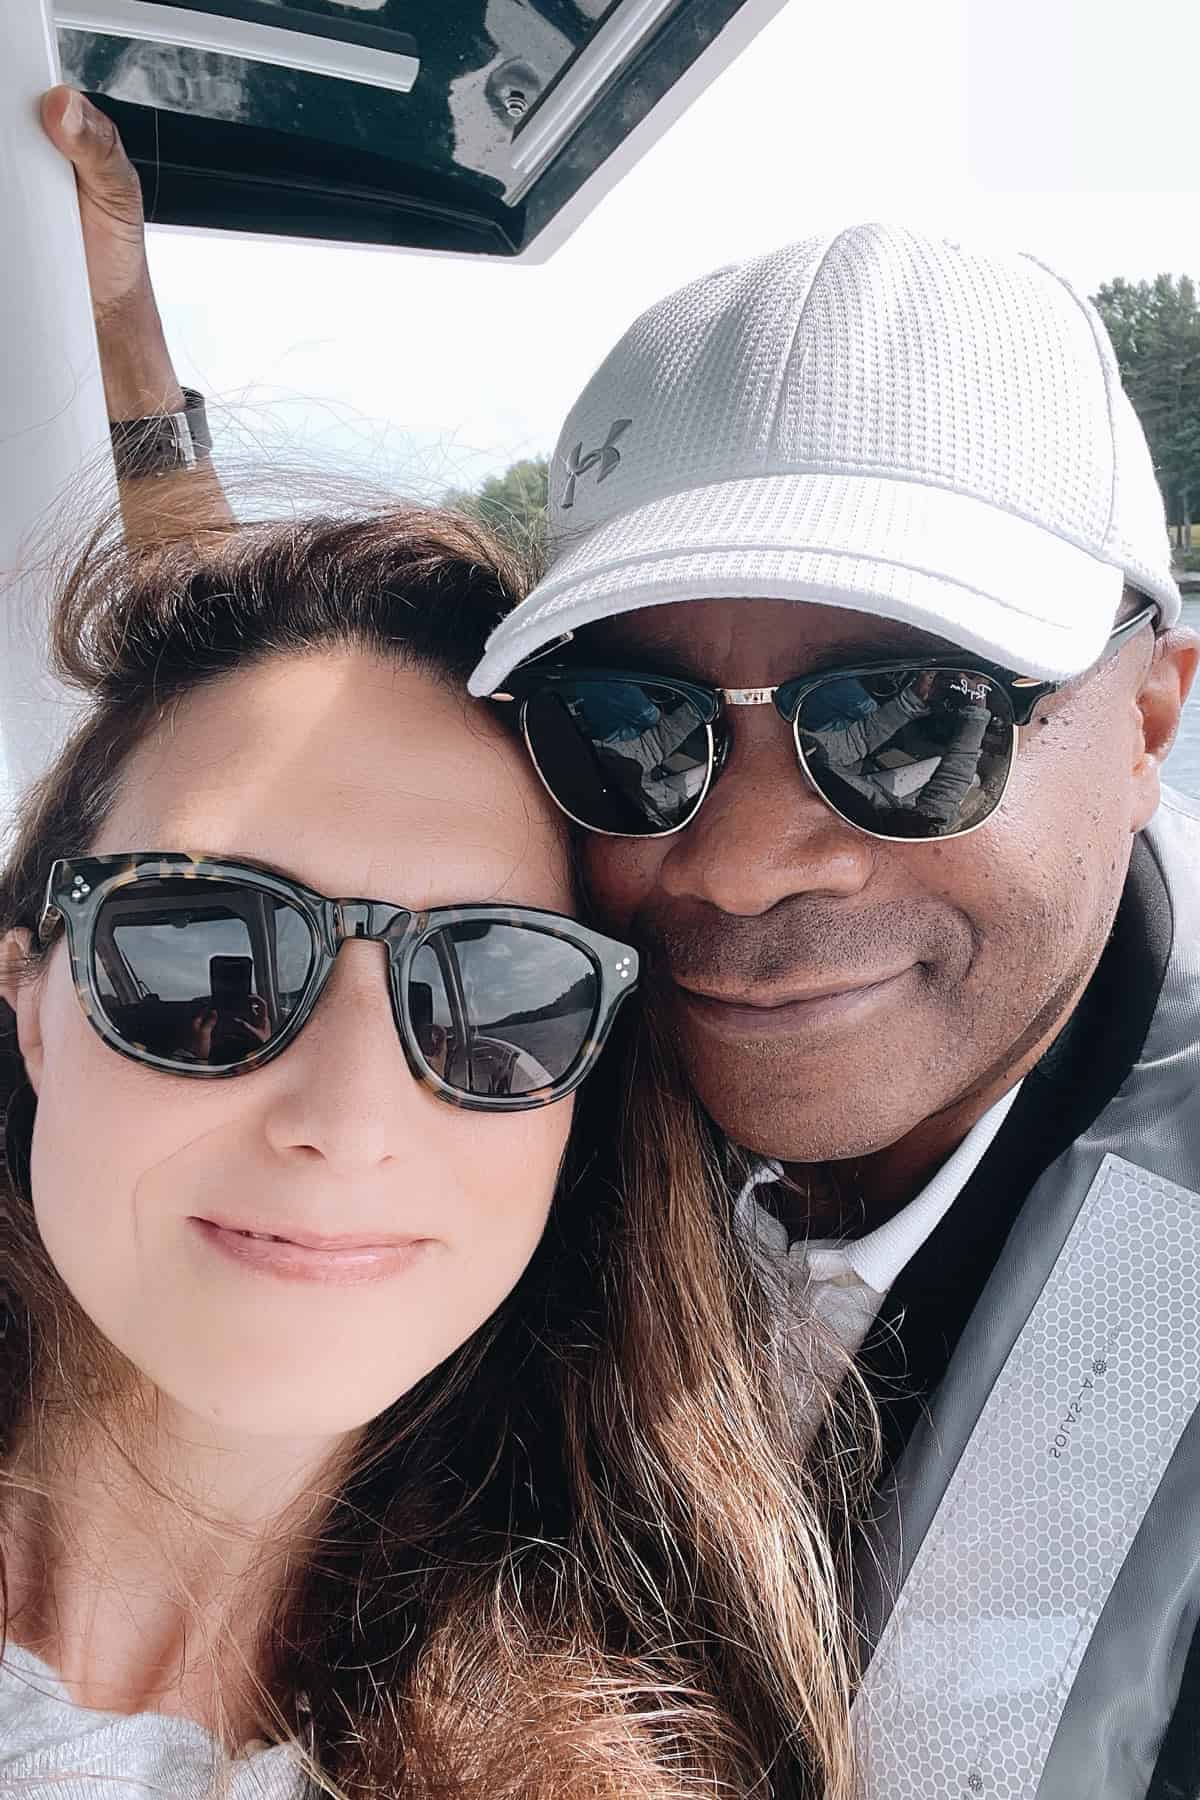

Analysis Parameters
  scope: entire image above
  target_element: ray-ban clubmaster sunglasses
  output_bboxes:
[493,606,1157,844]
[39,855,638,1112]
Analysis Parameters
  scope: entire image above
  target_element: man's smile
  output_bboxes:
[670,965,920,1037]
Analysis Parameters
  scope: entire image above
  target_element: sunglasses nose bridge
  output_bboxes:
[710,683,794,772]
[332,900,413,946]
[719,686,779,708]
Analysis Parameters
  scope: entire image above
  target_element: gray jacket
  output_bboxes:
[854,791,1200,1800]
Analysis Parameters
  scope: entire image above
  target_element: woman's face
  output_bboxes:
[7,650,575,1439]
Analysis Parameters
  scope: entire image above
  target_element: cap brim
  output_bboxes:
[469,470,1134,695]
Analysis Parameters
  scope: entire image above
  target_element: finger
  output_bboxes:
[40,86,143,223]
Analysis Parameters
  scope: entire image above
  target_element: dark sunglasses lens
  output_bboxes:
[523,679,710,835]
[409,922,601,1099]
[795,668,1015,839]
[90,877,317,1068]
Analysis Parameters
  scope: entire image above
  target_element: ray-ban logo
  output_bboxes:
[562,418,632,508]
[950,677,989,704]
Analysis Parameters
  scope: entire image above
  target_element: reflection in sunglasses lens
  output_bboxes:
[524,680,710,835]
[92,878,315,1068]
[410,923,599,1098]
[795,668,1015,839]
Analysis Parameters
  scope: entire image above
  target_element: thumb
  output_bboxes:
[41,85,144,228]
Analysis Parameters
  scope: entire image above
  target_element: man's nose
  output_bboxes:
[655,708,876,915]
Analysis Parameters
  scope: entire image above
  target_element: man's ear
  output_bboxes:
[1129,627,1200,833]
[0,929,46,1095]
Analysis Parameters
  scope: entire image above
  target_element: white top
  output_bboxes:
[735,1083,1023,1355]
[0,1640,311,1798]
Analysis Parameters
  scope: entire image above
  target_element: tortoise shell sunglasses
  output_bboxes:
[38,853,638,1113]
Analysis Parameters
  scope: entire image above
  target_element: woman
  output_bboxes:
[0,502,860,1797]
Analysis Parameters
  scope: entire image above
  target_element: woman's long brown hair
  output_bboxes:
[0,504,874,1799]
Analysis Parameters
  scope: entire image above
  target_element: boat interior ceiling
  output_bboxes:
[54,0,778,258]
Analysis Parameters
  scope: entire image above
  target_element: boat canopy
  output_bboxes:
[54,0,782,259]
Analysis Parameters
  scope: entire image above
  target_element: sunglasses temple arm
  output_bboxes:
[36,902,63,949]
[1007,605,1154,725]
[493,632,578,699]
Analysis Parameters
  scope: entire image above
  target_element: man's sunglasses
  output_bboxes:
[38,855,638,1113]
[494,607,1157,844]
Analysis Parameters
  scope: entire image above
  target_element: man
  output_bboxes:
[466,235,1200,1800]
[50,89,1200,1800]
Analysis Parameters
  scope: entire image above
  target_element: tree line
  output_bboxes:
[450,274,1200,565]
[1094,274,1200,556]
[443,457,549,559]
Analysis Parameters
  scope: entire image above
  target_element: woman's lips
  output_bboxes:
[671,967,917,1037]
[190,1218,430,1285]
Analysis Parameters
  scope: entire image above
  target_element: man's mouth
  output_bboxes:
[670,967,917,1036]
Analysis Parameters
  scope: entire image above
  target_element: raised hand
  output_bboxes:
[40,85,183,420]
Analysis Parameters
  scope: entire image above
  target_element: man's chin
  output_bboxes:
[677,1033,926,1165]
[708,1104,910,1165]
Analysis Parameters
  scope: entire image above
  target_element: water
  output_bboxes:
[1165,599,1200,801]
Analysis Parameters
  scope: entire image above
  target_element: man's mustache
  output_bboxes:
[630,896,973,992]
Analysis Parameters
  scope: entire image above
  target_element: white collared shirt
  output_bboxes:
[735,1082,1023,1356]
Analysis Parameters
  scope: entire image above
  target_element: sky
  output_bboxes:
[146,0,1200,499]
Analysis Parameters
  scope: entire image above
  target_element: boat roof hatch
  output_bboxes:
[54,0,783,260]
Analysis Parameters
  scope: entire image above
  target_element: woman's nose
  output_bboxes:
[259,942,428,1171]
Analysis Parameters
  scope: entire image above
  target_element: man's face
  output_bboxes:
[578,597,1189,1164]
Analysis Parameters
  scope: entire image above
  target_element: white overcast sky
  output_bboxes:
[148,0,1200,499]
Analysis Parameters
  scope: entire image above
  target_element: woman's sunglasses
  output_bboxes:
[493,608,1156,844]
[38,855,639,1113]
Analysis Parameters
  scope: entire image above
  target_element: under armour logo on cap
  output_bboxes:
[562,418,632,508]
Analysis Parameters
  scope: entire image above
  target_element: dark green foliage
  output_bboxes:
[1094,274,1200,548]
[444,457,550,559]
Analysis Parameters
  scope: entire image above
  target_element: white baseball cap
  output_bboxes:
[469,224,1180,697]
